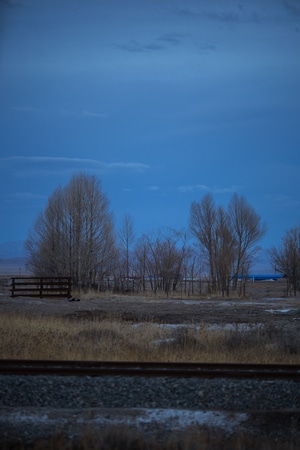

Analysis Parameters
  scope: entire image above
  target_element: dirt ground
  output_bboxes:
[1,278,299,326]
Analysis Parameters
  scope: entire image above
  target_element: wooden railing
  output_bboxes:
[10,277,72,298]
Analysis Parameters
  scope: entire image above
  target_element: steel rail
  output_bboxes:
[0,360,300,380]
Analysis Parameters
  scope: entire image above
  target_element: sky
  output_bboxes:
[0,0,300,261]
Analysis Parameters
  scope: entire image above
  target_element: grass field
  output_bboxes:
[1,311,299,364]
[1,288,300,449]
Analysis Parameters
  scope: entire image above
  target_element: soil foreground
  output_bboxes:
[1,279,300,448]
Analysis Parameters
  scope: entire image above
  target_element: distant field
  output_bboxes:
[0,257,28,275]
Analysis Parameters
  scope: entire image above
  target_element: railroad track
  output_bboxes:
[0,360,300,379]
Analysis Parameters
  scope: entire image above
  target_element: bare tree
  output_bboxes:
[190,193,217,293]
[25,187,69,277]
[190,192,267,296]
[26,173,116,290]
[214,205,236,296]
[179,244,202,296]
[268,224,300,296]
[118,213,135,292]
[228,193,267,294]
[133,228,187,296]
[134,234,149,292]
[154,229,187,296]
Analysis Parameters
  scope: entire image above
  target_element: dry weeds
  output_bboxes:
[1,287,300,449]
[1,312,299,363]
[2,425,300,450]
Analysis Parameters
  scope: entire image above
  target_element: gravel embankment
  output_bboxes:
[1,375,300,446]
[1,375,300,410]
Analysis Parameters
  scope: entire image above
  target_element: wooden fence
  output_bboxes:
[10,277,72,298]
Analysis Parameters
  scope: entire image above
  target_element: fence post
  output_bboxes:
[67,278,71,298]
[11,278,15,298]
[39,278,43,298]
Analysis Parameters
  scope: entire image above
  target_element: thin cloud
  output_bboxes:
[10,107,109,119]
[116,40,164,53]
[268,193,300,207]
[171,5,260,24]
[283,0,300,17]
[158,32,189,45]
[202,8,240,23]
[212,186,238,194]
[159,31,216,54]
[196,42,216,53]
[0,156,150,175]
[59,109,109,119]
[0,0,17,8]
[10,106,44,113]
[178,184,210,193]
[178,184,238,194]
[147,185,159,191]
[170,7,196,18]
[81,110,109,119]
[107,162,149,172]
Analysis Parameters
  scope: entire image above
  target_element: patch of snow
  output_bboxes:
[262,298,290,301]
[206,323,264,332]
[151,338,176,346]
[1,408,248,435]
[136,409,248,433]
[133,322,264,333]
[180,300,205,305]
[6,411,50,424]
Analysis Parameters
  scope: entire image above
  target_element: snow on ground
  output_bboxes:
[171,298,291,306]
[0,407,248,436]
[133,408,248,433]
[133,322,264,333]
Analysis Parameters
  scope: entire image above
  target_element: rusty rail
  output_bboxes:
[0,360,300,380]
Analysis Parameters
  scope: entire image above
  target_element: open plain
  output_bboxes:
[1,277,300,449]
[0,277,299,327]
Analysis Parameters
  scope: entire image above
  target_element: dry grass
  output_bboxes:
[2,426,300,450]
[1,312,300,363]
[1,310,300,449]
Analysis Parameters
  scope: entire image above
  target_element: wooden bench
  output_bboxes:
[10,277,72,298]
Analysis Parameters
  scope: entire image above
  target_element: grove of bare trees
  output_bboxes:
[268,224,300,296]
[190,193,267,296]
[133,229,189,296]
[25,173,117,290]
[25,172,299,297]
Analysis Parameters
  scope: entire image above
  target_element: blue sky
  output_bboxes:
[0,0,300,259]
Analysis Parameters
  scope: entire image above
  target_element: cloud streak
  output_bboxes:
[283,0,300,17]
[10,106,45,114]
[158,32,189,45]
[147,185,159,191]
[178,184,239,194]
[0,156,150,176]
[268,193,300,208]
[115,40,164,53]
[59,109,109,119]
[171,5,261,24]
[10,107,109,119]
[116,33,216,57]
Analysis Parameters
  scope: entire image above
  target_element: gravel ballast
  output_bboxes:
[1,375,300,411]
[1,374,300,446]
